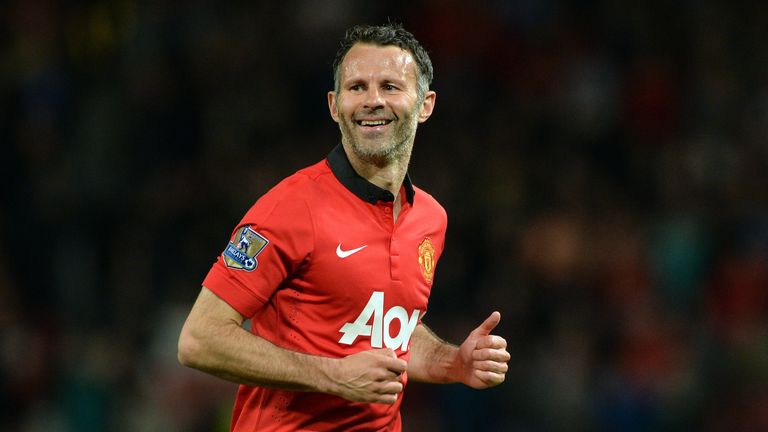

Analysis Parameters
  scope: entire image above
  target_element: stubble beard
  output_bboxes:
[339,105,420,168]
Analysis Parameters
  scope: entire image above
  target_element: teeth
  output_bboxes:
[360,120,388,126]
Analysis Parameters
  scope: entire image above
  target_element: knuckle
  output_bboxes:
[491,350,510,362]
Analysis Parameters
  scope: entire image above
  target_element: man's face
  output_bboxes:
[328,43,435,165]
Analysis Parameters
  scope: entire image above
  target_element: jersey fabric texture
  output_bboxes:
[202,144,447,432]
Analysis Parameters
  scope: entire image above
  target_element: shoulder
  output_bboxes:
[264,160,332,198]
[240,160,333,226]
[250,159,337,211]
[413,185,447,222]
[413,185,445,212]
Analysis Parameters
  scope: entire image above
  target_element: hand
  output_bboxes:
[329,348,407,404]
[457,311,510,389]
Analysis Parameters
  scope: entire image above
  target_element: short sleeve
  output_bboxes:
[203,196,314,317]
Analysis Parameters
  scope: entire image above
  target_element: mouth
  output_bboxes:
[355,119,393,128]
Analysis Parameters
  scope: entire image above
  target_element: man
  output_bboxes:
[178,23,510,431]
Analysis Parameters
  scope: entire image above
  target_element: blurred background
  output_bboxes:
[2,0,768,431]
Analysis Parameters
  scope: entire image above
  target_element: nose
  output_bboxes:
[363,86,384,110]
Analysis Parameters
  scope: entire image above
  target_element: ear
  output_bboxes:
[328,91,340,123]
[417,91,437,123]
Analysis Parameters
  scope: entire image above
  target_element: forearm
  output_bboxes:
[407,324,460,384]
[180,316,335,392]
[178,288,337,394]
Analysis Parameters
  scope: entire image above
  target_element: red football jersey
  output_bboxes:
[202,145,447,431]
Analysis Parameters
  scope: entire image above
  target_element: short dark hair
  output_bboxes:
[332,23,434,99]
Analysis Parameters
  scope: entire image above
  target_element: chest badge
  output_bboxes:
[418,237,436,282]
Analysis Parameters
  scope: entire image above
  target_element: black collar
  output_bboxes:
[327,144,415,205]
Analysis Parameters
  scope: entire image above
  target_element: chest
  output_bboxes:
[293,197,442,314]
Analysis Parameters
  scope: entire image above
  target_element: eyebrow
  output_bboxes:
[342,75,408,87]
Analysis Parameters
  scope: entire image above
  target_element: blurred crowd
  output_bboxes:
[2,0,767,431]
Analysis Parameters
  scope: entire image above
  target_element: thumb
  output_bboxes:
[472,311,501,337]
[372,348,407,372]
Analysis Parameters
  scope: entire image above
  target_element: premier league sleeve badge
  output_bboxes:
[222,226,269,271]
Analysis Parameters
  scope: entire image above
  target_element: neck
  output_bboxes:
[342,143,412,198]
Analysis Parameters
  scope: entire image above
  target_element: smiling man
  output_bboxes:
[330,42,430,169]
[178,24,510,431]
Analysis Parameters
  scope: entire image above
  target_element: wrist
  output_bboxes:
[442,345,463,384]
[424,342,461,384]
[313,355,342,395]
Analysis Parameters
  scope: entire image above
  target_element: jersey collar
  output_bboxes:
[327,144,415,205]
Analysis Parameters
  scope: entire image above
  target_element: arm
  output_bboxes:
[178,286,407,404]
[407,312,510,388]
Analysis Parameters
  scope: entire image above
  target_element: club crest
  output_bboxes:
[223,226,269,271]
[418,237,435,283]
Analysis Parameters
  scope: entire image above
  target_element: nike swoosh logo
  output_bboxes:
[336,243,368,258]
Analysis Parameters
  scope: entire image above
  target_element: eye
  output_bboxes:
[383,83,397,91]
[349,84,364,92]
